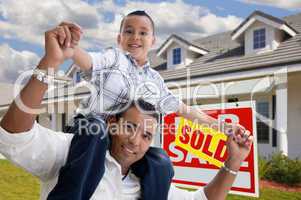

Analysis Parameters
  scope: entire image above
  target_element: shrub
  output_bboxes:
[261,153,301,186]
[258,156,269,179]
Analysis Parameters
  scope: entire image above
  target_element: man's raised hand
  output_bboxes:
[44,21,83,68]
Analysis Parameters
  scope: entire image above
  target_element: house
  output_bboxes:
[151,10,301,158]
[1,10,300,159]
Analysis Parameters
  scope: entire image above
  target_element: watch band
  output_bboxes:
[222,164,238,176]
[33,68,69,85]
[33,69,54,85]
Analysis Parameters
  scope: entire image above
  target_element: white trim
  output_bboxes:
[164,63,301,87]
[157,38,184,57]
[188,46,208,55]
[232,18,256,41]
[65,64,77,77]
[157,37,208,58]
[280,24,297,37]
[275,69,288,155]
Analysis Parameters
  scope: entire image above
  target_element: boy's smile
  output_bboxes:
[118,15,156,66]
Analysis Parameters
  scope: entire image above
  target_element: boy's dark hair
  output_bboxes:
[119,10,155,35]
[115,99,160,122]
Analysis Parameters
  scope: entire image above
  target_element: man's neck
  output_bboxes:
[109,150,130,175]
[121,165,130,175]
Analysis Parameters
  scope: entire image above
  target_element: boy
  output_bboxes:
[56,10,246,136]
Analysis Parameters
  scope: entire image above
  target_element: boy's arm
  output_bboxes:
[177,102,244,135]
[178,102,217,127]
[72,46,93,71]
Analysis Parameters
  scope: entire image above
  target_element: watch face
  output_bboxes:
[37,73,43,81]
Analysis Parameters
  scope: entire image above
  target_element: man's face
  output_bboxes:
[109,106,158,169]
[117,15,156,66]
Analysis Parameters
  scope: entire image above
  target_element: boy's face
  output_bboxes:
[117,15,156,66]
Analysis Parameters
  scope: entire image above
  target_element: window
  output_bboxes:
[75,71,81,83]
[256,101,270,143]
[253,28,266,49]
[172,48,181,65]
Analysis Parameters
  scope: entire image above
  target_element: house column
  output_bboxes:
[51,113,57,131]
[275,69,288,156]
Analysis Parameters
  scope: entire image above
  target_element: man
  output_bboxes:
[0,22,253,200]
[0,99,252,200]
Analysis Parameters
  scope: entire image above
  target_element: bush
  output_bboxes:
[258,156,269,179]
[261,153,301,186]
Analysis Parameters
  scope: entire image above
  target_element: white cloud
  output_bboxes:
[239,0,301,10]
[0,44,39,83]
[97,0,243,44]
[0,0,243,50]
[0,0,100,46]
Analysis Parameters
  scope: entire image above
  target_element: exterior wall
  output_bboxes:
[185,51,199,66]
[287,72,301,158]
[175,78,279,158]
[274,29,284,49]
[245,21,276,55]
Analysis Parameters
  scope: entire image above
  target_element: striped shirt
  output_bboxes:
[77,47,180,119]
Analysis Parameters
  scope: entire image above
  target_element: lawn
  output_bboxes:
[0,159,300,200]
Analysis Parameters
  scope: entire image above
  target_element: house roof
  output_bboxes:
[154,11,301,81]
[156,34,209,59]
[231,10,298,41]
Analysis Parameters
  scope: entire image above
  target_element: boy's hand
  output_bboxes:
[44,21,83,67]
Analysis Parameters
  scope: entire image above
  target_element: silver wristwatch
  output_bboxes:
[33,68,69,85]
[34,69,54,85]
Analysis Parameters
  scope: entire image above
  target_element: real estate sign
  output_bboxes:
[162,101,259,197]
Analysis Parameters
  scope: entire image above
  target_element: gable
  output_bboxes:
[232,11,297,43]
[156,35,208,59]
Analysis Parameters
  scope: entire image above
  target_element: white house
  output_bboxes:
[1,10,300,159]
[152,10,301,158]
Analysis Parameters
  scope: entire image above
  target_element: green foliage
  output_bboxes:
[260,153,301,186]
[258,155,269,179]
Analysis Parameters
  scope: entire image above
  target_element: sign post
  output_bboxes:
[162,101,259,197]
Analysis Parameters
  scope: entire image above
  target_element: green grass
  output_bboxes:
[0,159,300,200]
[227,189,301,200]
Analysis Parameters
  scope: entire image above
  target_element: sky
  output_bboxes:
[0,0,301,83]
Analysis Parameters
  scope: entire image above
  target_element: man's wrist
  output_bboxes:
[222,164,238,176]
[224,158,241,172]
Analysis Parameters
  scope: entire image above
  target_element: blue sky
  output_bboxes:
[0,0,300,83]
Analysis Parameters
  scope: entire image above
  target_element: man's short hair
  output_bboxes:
[119,10,155,35]
[115,99,160,122]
